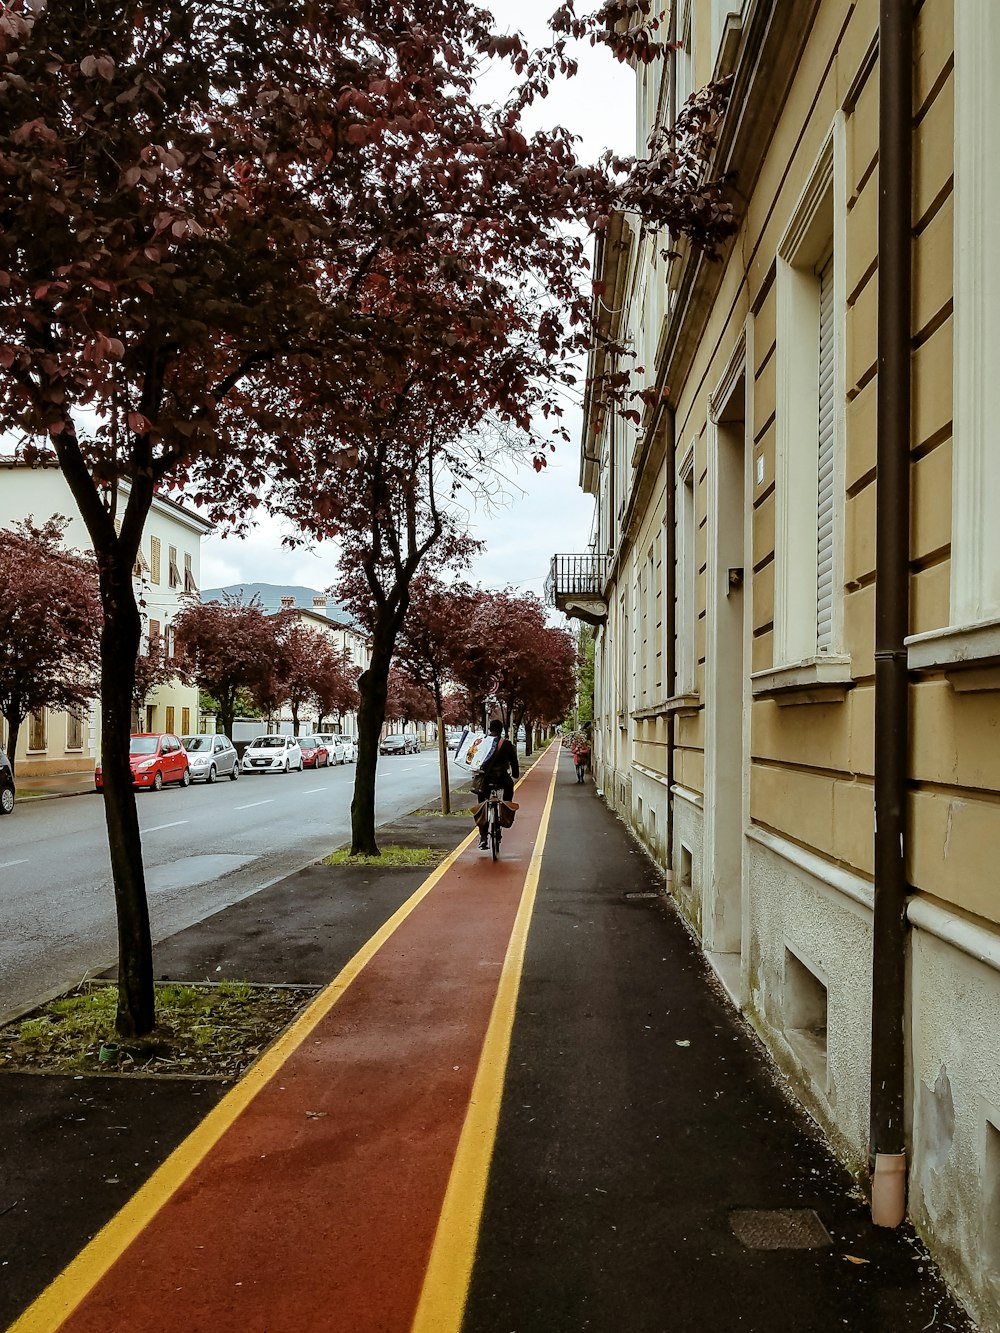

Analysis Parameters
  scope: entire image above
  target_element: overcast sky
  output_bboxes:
[202,1,636,601]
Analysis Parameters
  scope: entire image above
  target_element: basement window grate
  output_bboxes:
[729,1208,832,1250]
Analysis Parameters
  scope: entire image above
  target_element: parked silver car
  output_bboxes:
[182,734,240,783]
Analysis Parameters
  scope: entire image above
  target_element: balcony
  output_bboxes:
[546,553,609,626]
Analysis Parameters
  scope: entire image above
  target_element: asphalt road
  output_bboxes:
[0,749,449,1019]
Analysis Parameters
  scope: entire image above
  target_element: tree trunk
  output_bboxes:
[291,702,300,735]
[99,557,155,1039]
[218,690,237,741]
[523,717,534,757]
[4,710,23,777]
[436,711,451,814]
[351,629,394,856]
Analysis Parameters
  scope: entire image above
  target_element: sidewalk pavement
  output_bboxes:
[12,770,96,801]
[0,743,973,1332]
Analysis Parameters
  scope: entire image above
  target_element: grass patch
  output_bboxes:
[323,845,446,868]
[409,806,476,818]
[0,980,318,1078]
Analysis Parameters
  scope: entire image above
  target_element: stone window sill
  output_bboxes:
[631,693,701,720]
[751,657,854,706]
[664,692,701,715]
[906,617,1000,691]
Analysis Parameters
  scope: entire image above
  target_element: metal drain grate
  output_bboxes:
[729,1208,832,1250]
[623,891,661,901]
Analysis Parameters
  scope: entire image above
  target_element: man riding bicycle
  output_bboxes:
[472,719,519,851]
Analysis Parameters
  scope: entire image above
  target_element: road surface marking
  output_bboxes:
[8,815,482,1333]
[0,858,29,870]
[411,742,561,1333]
[302,788,325,794]
[234,800,273,811]
[140,821,188,834]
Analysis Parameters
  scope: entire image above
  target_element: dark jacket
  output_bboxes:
[479,736,519,783]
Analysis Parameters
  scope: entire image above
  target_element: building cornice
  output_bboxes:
[581,211,634,496]
[0,458,214,536]
[653,0,823,420]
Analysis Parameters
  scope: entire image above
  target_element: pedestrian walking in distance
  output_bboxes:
[571,734,590,784]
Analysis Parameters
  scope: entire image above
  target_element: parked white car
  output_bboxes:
[182,734,240,783]
[315,733,350,765]
[241,735,303,773]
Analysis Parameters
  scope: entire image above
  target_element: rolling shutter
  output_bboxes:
[816,254,836,651]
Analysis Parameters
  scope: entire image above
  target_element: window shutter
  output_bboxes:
[183,551,198,593]
[816,254,836,651]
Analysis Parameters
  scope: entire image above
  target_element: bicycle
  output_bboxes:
[484,784,503,861]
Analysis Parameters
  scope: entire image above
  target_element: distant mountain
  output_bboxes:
[200,582,357,627]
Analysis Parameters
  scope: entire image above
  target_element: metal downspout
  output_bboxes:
[664,406,677,892]
[870,0,912,1229]
[662,3,678,892]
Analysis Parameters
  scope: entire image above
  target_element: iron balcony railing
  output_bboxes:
[546,553,609,606]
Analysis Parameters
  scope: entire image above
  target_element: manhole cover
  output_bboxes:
[729,1208,832,1250]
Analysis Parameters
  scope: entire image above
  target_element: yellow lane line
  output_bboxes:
[9,824,482,1333]
[409,740,561,1333]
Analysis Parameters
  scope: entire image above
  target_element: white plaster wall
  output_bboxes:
[671,790,704,934]
[744,833,873,1168]
[0,468,85,546]
[632,764,668,869]
[909,927,1000,1333]
[0,465,206,754]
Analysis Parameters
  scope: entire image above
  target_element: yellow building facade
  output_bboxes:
[561,2,1000,1325]
[0,462,210,774]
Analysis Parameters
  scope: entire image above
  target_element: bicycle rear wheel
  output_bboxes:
[490,801,501,860]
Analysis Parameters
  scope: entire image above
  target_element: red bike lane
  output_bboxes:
[14,746,560,1333]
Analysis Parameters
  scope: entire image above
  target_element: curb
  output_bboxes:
[15,789,95,804]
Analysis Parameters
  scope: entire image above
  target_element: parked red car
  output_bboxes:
[298,736,331,769]
[95,733,191,792]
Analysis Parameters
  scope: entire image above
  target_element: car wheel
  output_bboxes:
[206,763,217,784]
[284,758,289,773]
[0,785,14,815]
[180,768,191,788]
[152,770,163,792]
[230,764,240,781]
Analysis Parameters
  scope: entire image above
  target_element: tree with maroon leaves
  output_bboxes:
[385,667,436,732]
[131,642,186,722]
[274,621,357,736]
[310,649,359,734]
[172,597,281,744]
[393,574,479,813]
[0,517,101,773]
[443,691,477,729]
[1,0,735,1032]
[454,589,577,752]
[516,623,578,750]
